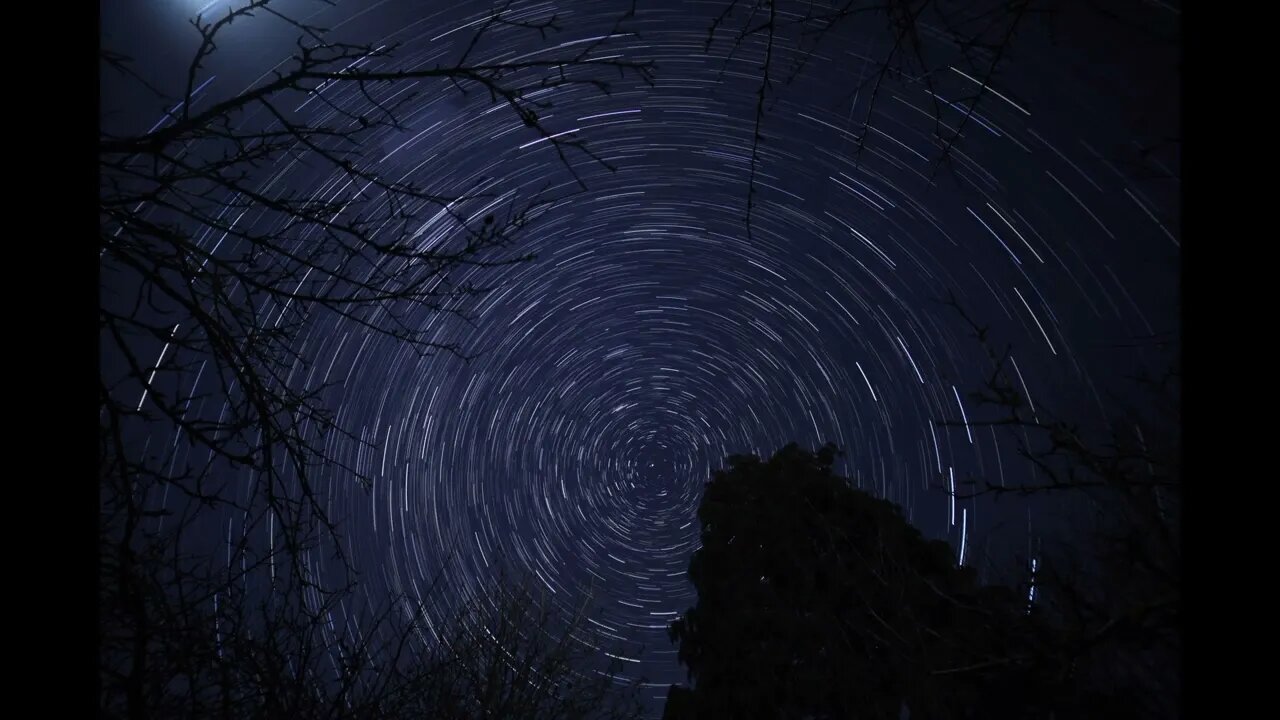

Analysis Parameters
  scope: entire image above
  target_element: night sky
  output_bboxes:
[102,0,1179,712]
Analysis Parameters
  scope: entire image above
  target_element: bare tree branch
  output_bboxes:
[100,3,651,716]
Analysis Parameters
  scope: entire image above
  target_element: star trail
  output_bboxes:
[103,0,1179,713]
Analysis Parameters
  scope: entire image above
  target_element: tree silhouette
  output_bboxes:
[663,443,1061,720]
[101,0,652,577]
[99,555,646,719]
[934,290,1181,719]
[100,2,652,716]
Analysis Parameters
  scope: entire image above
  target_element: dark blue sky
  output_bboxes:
[102,0,1179,712]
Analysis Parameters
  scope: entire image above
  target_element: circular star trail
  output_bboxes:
[122,0,1179,709]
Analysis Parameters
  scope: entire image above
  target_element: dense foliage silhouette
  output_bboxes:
[663,444,1072,720]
